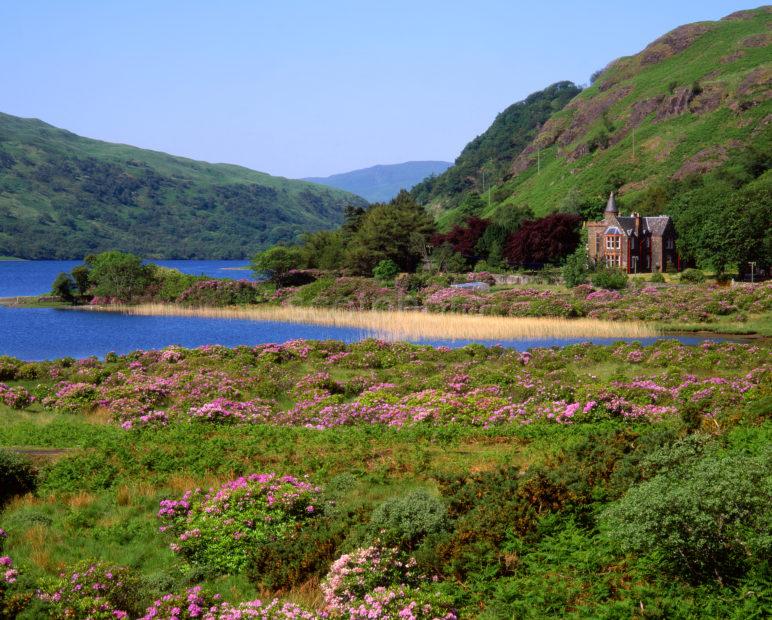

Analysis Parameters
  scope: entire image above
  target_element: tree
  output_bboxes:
[299,230,344,270]
[344,191,435,275]
[51,272,75,302]
[86,251,153,301]
[71,265,91,296]
[504,213,582,268]
[251,246,305,280]
[430,217,490,265]
[673,181,771,275]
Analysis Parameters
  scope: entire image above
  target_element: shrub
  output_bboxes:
[0,383,34,409]
[649,272,665,283]
[158,473,321,573]
[37,561,144,619]
[603,453,771,583]
[562,246,589,288]
[176,279,261,306]
[373,259,400,282]
[590,268,628,290]
[321,546,423,612]
[368,489,448,549]
[680,268,705,284]
[0,450,36,507]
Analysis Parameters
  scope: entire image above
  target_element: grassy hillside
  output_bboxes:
[411,81,581,221]
[424,7,771,226]
[303,160,452,203]
[0,113,366,259]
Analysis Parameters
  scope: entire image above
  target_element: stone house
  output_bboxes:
[586,193,679,273]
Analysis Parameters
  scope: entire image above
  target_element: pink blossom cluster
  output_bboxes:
[37,562,132,619]
[322,547,455,620]
[188,398,272,425]
[0,555,18,588]
[0,383,35,409]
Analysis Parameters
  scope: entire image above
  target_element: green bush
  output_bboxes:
[603,452,771,583]
[0,449,37,507]
[373,259,400,282]
[590,267,628,290]
[649,272,665,283]
[679,268,705,284]
[368,489,448,550]
[562,246,589,288]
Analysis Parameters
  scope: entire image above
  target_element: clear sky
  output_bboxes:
[0,0,754,178]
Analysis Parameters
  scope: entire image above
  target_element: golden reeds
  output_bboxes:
[82,303,658,340]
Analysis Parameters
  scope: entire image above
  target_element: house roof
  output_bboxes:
[603,214,672,237]
[644,216,670,236]
[605,192,618,214]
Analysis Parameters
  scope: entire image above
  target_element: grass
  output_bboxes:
[86,302,658,340]
[662,312,772,337]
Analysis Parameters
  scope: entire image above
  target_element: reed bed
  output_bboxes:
[85,303,659,340]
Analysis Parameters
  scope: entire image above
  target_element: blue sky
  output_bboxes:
[0,1,753,178]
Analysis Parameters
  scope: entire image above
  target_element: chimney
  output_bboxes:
[633,211,641,233]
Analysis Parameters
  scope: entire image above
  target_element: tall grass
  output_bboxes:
[83,303,658,340]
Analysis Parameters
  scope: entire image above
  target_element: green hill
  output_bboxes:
[411,81,582,219]
[0,113,367,259]
[303,161,452,203]
[420,7,771,228]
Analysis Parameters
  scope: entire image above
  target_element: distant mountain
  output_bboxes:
[0,113,366,259]
[417,7,771,226]
[303,161,452,203]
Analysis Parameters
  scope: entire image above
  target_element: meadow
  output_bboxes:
[0,338,769,618]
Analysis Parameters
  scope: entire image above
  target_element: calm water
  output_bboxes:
[0,260,729,361]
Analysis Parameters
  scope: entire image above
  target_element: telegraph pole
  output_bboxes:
[749,261,756,283]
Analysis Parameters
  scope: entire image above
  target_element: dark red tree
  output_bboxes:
[430,217,490,259]
[503,213,582,267]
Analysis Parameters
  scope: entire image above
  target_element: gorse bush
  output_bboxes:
[368,489,448,550]
[603,452,771,584]
[590,267,628,290]
[0,450,36,507]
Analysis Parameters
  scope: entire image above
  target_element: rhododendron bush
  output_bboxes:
[158,473,321,572]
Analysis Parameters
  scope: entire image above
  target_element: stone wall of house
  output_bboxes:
[651,236,664,272]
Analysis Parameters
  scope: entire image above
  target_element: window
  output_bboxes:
[606,255,621,268]
[606,235,621,250]
[666,238,674,250]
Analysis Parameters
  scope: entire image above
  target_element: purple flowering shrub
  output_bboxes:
[0,383,35,409]
[158,473,321,572]
[0,531,18,608]
[322,547,455,620]
[37,561,143,619]
[140,586,324,620]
